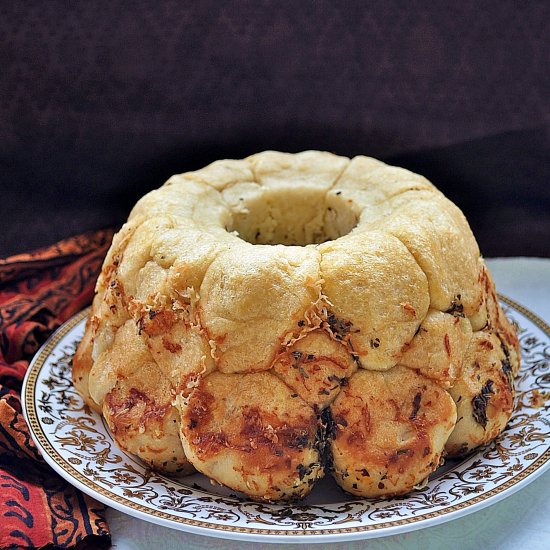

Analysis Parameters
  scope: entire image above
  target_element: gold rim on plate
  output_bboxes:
[22,295,550,541]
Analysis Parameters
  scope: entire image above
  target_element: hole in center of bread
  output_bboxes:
[227,187,358,246]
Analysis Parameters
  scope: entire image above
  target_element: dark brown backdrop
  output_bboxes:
[1,1,549,257]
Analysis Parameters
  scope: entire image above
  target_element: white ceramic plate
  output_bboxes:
[22,296,550,544]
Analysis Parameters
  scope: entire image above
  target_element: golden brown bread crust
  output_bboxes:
[272,331,357,409]
[330,366,457,497]
[179,371,322,501]
[72,150,519,501]
[445,331,515,456]
[319,231,430,370]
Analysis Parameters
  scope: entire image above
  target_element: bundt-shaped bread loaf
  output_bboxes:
[73,151,519,501]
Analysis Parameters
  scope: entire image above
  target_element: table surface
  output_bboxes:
[105,257,550,550]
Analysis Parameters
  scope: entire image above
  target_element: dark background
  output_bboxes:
[1,1,549,258]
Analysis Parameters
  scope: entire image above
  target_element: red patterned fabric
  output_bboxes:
[0,230,113,550]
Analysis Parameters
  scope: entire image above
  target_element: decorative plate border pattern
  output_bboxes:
[22,296,550,543]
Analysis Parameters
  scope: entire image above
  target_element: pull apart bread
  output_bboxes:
[73,151,519,501]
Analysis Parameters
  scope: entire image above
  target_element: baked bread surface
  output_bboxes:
[73,151,519,500]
